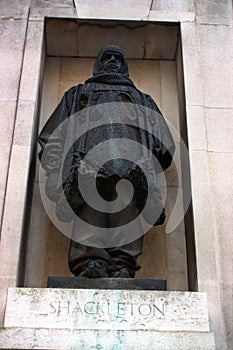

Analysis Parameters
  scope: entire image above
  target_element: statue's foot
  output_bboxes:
[111,267,133,278]
[77,260,109,278]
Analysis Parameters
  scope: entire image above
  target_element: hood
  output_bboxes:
[93,45,129,77]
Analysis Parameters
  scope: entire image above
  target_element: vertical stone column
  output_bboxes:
[181,1,233,348]
[0,6,44,324]
[0,0,30,326]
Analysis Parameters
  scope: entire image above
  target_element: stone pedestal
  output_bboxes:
[0,287,216,349]
[47,276,167,290]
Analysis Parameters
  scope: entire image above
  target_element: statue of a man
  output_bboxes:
[38,45,175,278]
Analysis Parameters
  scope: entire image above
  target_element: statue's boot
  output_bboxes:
[76,260,109,278]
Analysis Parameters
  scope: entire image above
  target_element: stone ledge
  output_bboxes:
[4,288,210,332]
[0,327,216,350]
[47,276,167,290]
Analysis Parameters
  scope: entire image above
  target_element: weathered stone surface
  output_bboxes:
[19,20,44,101]
[195,0,232,25]
[0,101,16,146]
[0,327,216,350]
[188,150,218,282]
[0,146,31,278]
[46,19,179,60]
[29,6,76,19]
[205,108,233,153]
[0,146,11,223]
[31,0,74,8]
[220,283,233,349]
[145,25,179,60]
[197,25,233,108]
[48,277,167,290]
[149,0,194,22]
[75,0,151,20]
[77,24,145,59]
[160,61,180,141]
[13,100,37,146]
[186,106,207,151]
[181,23,204,106]
[4,288,209,332]
[152,0,194,12]
[208,152,233,283]
[0,19,27,101]
[0,0,30,19]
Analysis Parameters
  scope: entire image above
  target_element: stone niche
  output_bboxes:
[23,18,196,291]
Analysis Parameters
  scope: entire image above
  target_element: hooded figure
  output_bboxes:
[38,45,175,278]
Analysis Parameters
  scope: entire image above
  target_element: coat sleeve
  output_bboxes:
[38,86,77,176]
[146,94,175,171]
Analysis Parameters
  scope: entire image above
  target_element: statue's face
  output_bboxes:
[101,52,123,73]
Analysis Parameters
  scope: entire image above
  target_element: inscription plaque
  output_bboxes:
[4,288,209,332]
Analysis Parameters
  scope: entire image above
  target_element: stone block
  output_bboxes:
[160,61,180,140]
[0,145,30,277]
[0,277,16,326]
[31,0,74,8]
[78,24,145,59]
[149,0,195,22]
[60,57,94,85]
[149,10,194,22]
[151,0,194,12]
[0,19,27,101]
[0,146,11,223]
[0,0,30,19]
[75,0,152,20]
[19,20,44,101]
[197,25,233,108]
[0,101,16,146]
[195,0,232,25]
[29,6,76,19]
[0,327,216,350]
[128,60,161,104]
[220,283,233,349]
[137,226,167,280]
[39,57,61,127]
[24,183,50,288]
[145,24,179,60]
[46,19,79,57]
[188,150,218,282]
[186,105,207,151]
[208,152,233,283]
[166,220,188,291]
[181,22,204,106]
[205,108,233,153]
[198,282,224,350]
[13,100,37,146]
[4,288,210,332]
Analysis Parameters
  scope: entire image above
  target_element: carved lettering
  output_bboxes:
[71,301,83,315]
[49,301,57,314]
[57,301,70,316]
[117,302,126,316]
[138,303,152,316]
[48,299,166,319]
[84,302,97,314]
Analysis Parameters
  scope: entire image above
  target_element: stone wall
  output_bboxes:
[0,1,232,349]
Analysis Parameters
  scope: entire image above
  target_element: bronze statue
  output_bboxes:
[38,45,175,278]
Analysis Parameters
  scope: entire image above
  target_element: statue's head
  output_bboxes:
[93,45,129,76]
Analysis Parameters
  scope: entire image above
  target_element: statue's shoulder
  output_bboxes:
[64,84,84,96]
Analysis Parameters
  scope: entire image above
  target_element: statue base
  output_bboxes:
[47,276,167,290]
[0,287,216,349]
